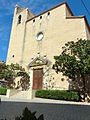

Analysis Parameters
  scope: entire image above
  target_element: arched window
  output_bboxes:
[40,16,42,19]
[18,15,21,24]
[12,55,14,58]
[47,12,50,16]
[33,19,35,23]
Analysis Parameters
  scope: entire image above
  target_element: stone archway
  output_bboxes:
[28,55,48,90]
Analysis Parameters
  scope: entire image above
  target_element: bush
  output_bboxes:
[0,107,44,120]
[0,88,7,95]
[35,90,80,102]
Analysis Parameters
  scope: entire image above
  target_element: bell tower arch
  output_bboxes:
[7,5,35,65]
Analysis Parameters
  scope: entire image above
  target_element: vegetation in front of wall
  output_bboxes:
[53,39,90,102]
[0,88,7,95]
[0,63,30,90]
[35,90,80,102]
[0,107,44,120]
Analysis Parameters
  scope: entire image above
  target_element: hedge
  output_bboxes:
[35,90,80,102]
[0,88,7,95]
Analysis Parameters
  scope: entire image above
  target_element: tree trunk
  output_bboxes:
[81,74,86,101]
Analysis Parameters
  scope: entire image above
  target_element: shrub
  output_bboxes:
[0,107,44,120]
[15,107,44,120]
[0,88,7,95]
[35,90,79,102]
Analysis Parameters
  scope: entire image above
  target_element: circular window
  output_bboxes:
[36,32,44,41]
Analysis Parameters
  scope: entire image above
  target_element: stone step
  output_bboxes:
[10,90,32,99]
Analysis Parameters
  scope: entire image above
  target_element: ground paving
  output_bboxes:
[0,98,90,120]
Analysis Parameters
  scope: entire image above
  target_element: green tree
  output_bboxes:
[17,71,30,90]
[0,62,14,88]
[0,63,30,90]
[53,39,90,101]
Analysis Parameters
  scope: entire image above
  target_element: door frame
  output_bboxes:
[32,68,43,90]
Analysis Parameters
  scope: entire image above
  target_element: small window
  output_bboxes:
[48,12,50,16]
[36,32,44,41]
[18,15,21,24]
[33,19,35,23]
[40,16,42,19]
[12,55,14,58]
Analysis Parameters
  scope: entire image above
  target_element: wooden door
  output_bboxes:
[33,68,43,90]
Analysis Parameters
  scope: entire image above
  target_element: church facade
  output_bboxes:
[7,2,90,98]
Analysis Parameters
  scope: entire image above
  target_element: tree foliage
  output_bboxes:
[0,63,30,90]
[0,107,44,120]
[15,107,44,120]
[53,39,90,101]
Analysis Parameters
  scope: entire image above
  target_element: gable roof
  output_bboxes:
[0,61,4,64]
[28,56,48,67]
[26,2,73,22]
[26,2,90,32]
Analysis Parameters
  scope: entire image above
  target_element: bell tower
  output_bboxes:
[7,5,34,65]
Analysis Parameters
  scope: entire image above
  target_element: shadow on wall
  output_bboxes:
[68,75,90,102]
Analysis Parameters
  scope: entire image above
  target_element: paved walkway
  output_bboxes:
[1,96,90,105]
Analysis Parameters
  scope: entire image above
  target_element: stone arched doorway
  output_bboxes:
[28,55,48,90]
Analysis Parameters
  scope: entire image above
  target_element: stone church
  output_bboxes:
[7,2,90,99]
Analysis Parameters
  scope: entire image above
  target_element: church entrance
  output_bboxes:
[33,68,43,90]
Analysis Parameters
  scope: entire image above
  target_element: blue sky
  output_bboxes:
[0,0,90,62]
